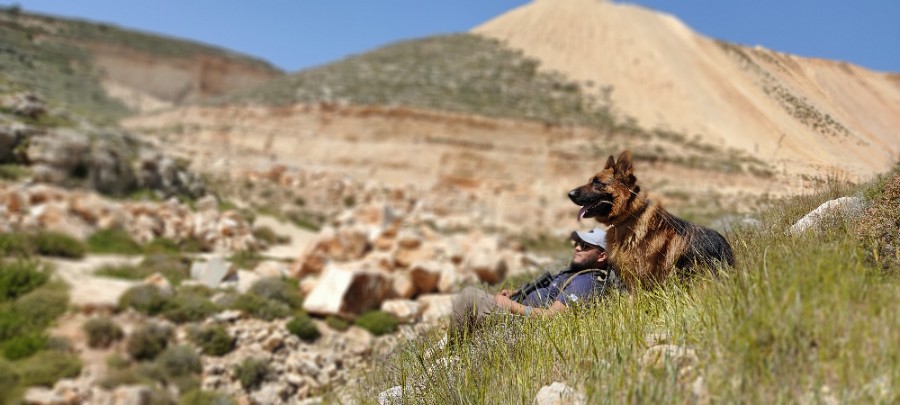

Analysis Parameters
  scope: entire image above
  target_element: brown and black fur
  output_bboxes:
[568,150,734,289]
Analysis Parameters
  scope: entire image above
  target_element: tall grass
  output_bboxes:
[354,176,899,403]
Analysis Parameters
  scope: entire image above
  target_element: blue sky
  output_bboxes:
[8,1,900,73]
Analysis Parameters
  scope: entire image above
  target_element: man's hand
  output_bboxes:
[494,291,514,310]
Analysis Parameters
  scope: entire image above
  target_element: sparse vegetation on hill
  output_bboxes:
[222,34,615,129]
[356,172,900,403]
[0,10,129,124]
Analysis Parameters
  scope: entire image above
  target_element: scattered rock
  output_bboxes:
[533,382,586,405]
[790,196,867,235]
[377,386,403,405]
[640,344,698,370]
[302,265,391,318]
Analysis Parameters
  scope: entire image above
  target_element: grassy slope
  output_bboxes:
[222,34,615,129]
[355,169,899,404]
[0,12,129,124]
[0,7,280,124]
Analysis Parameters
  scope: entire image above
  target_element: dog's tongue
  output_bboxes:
[577,206,587,222]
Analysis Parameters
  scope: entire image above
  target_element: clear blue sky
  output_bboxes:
[7,1,900,73]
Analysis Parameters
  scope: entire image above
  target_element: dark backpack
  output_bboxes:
[510,267,622,304]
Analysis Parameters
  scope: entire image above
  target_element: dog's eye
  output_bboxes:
[592,177,602,187]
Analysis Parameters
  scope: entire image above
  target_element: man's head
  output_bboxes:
[569,228,609,271]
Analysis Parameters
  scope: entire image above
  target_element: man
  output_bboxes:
[450,228,622,334]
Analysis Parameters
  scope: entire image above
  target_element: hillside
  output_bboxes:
[473,0,900,179]
[0,7,282,115]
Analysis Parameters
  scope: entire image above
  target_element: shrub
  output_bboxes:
[2,333,47,360]
[228,250,263,270]
[31,231,86,258]
[230,293,291,321]
[144,238,205,254]
[354,310,399,336]
[248,278,303,309]
[119,285,169,316]
[0,233,34,257]
[0,359,20,403]
[0,259,49,301]
[17,351,82,387]
[126,323,172,361]
[189,325,234,356]
[325,315,350,332]
[140,254,192,285]
[106,353,130,370]
[155,345,201,377]
[252,226,289,246]
[162,293,218,324]
[87,228,143,255]
[286,313,320,342]
[0,308,25,341]
[12,283,69,331]
[234,358,268,390]
[83,317,124,348]
[178,389,235,405]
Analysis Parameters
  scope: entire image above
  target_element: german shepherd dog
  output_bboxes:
[568,150,734,289]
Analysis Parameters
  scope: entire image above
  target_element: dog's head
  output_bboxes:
[568,150,639,223]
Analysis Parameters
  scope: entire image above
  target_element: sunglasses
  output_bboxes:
[573,240,600,251]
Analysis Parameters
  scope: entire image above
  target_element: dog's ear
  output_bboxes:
[615,150,633,175]
[603,155,615,170]
[615,150,637,184]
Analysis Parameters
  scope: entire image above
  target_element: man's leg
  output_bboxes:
[449,286,503,337]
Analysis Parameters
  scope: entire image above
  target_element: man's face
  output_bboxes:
[570,239,607,271]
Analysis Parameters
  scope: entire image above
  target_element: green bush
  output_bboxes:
[354,310,398,336]
[12,284,69,331]
[155,345,201,378]
[189,325,234,356]
[0,233,34,257]
[162,293,218,324]
[234,358,268,390]
[140,254,192,285]
[119,285,169,315]
[286,313,320,342]
[2,333,47,360]
[82,317,124,349]
[228,250,263,270]
[0,359,20,403]
[325,315,350,332]
[31,231,86,258]
[144,237,205,254]
[106,353,130,370]
[178,389,235,405]
[0,259,49,301]
[97,255,191,286]
[126,323,172,361]
[87,228,143,255]
[230,293,291,321]
[0,307,25,341]
[248,278,303,309]
[252,226,289,246]
[17,351,82,387]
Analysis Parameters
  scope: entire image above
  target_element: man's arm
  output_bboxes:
[494,290,568,318]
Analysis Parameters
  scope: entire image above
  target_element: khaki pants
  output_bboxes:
[449,286,505,336]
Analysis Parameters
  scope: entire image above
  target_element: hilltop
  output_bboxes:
[473,0,900,179]
[0,7,282,117]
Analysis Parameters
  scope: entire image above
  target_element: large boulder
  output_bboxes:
[302,265,391,318]
[790,197,867,235]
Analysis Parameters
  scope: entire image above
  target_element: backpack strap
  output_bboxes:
[558,268,615,302]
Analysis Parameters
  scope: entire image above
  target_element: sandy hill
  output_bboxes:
[473,0,900,179]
